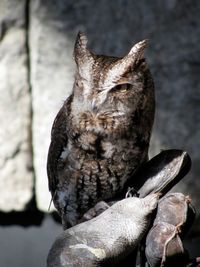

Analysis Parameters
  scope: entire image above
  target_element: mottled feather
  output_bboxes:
[47,32,155,228]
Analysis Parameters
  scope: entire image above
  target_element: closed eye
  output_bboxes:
[111,83,132,93]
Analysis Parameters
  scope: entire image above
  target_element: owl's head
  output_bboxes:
[71,32,154,136]
[73,32,153,107]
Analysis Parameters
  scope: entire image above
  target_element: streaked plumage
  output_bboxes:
[47,32,155,228]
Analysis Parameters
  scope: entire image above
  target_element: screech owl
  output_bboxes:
[47,32,155,228]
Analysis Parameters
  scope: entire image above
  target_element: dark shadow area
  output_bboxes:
[0,198,44,227]
[0,210,44,227]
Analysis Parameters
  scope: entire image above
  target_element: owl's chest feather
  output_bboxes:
[65,106,146,167]
[58,132,145,215]
[59,126,144,186]
[56,107,148,212]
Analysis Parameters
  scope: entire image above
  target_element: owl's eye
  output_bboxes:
[111,83,132,93]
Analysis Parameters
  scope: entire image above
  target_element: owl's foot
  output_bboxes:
[80,201,111,222]
[125,187,139,198]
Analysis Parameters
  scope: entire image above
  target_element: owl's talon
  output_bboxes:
[125,187,139,198]
[80,201,110,222]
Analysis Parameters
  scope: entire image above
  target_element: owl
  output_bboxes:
[47,32,155,228]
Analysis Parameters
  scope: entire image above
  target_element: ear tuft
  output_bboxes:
[74,31,88,52]
[128,39,148,60]
[74,32,91,66]
[73,32,94,80]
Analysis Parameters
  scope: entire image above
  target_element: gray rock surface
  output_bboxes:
[30,0,200,232]
[30,0,75,211]
[0,0,33,211]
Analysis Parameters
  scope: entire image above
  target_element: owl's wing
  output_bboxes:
[47,96,72,195]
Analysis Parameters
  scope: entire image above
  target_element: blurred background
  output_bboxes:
[0,0,200,266]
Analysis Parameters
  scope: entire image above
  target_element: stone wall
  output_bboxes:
[0,0,200,232]
[0,0,33,211]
